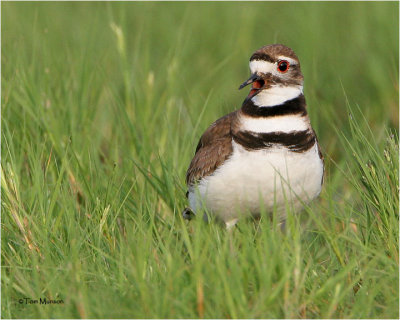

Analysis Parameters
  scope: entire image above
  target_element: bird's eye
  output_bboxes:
[277,60,289,73]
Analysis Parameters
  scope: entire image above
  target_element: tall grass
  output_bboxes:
[1,2,399,318]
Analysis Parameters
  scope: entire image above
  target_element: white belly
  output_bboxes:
[188,140,323,223]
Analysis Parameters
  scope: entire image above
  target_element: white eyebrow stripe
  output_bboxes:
[277,56,297,65]
[249,60,275,74]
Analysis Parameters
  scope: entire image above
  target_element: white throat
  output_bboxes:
[251,85,303,107]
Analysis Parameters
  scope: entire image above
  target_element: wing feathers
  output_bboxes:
[186,111,236,186]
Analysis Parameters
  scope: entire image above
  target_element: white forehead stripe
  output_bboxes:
[249,60,275,74]
[250,57,298,74]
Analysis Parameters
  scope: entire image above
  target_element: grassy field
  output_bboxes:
[1,2,399,318]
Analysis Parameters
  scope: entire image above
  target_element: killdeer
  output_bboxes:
[183,44,324,227]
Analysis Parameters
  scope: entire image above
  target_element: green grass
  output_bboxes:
[1,2,399,318]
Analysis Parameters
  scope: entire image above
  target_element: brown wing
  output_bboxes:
[186,111,237,186]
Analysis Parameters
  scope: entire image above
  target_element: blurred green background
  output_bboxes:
[2,2,398,318]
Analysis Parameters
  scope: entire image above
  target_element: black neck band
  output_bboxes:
[241,94,307,118]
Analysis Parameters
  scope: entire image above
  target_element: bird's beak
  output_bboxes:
[238,73,259,90]
[239,73,266,99]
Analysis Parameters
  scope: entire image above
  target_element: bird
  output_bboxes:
[183,44,324,228]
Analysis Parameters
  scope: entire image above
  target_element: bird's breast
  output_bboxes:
[189,139,323,222]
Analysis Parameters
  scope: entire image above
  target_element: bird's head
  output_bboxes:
[239,44,304,106]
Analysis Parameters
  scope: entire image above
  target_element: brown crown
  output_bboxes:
[250,44,300,64]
